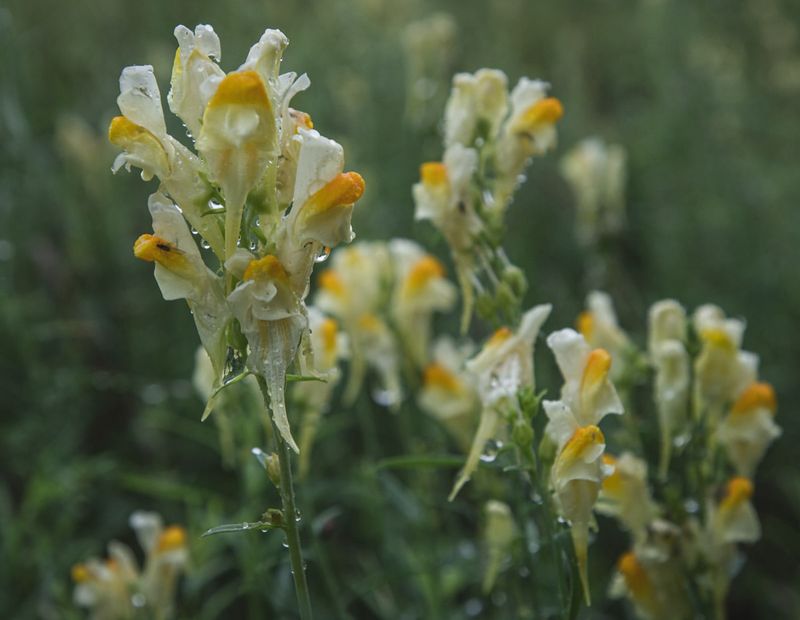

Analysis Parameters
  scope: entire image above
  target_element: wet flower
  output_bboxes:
[413,69,562,330]
[134,192,229,378]
[449,304,551,500]
[543,327,624,603]
[117,25,365,450]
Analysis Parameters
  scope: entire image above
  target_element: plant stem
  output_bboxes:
[257,377,313,620]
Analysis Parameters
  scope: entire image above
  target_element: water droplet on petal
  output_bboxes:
[315,246,331,263]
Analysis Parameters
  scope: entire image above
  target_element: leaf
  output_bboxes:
[286,373,327,383]
[201,370,252,421]
[201,520,278,537]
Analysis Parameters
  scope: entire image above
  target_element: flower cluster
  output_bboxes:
[111,25,365,451]
[412,69,563,330]
[71,512,188,620]
[595,301,781,619]
[314,239,456,409]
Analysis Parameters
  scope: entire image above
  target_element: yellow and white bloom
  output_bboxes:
[72,512,188,620]
[545,328,624,432]
[390,239,457,367]
[709,477,761,546]
[597,452,658,541]
[450,304,552,500]
[647,300,690,477]
[692,304,758,418]
[610,551,661,620]
[543,327,624,603]
[413,145,480,331]
[110,64,225,258]
[418,338,480,450]
[494,78,563,205]
[716,382,781,477]
[559,138,627,246]
[443,69,509,147]
[294,307,347,478]
[315,242,397,405]
[134,192,229,379]
[576,290,631,376]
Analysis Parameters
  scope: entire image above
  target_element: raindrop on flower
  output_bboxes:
[190,226,198,235]
[207,199,223,211]
[200,239,211,250]
[315,246,331,263]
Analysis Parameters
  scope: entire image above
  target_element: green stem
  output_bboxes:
[257,377,313,620]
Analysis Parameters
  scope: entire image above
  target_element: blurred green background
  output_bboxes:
[2,0,799,617]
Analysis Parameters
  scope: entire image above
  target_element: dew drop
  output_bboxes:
[249,241,258,251]
[190,226,199,235]
[200,239,211,250]
[315,246,331,263]
[208,199,223,211]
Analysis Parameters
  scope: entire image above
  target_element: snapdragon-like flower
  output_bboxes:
[116,25,365,451]
[293,307,347,478]
[709,477,761,546]
[72,512,188,620]
[449,304,552,500]
[543,327,624,603]
[716,382,781,477]
[315,240,454,409]
[692,304,758,419]
[134,193,229,377]
[576,290,632,378]
[647,299,690,477]
[597,452,658,541]
[413,69,562,330]
[418,338,480,450]
[559,138,627,247]
[390,239,457,366]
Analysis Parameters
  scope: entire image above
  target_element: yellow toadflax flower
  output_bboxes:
[716,382,781,477]
[597,452,659,541]
[293,307,347,478]
[692,304,758,419]
[543,327,624,604]
[417,338,480,451]
[133,192,229,379]
[576,290,631,379]
[449,304,552,500]
[390,239,457,367]
[72,512,189,620]
[647,300,690,478]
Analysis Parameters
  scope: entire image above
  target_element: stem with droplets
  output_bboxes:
[256,376,313,620]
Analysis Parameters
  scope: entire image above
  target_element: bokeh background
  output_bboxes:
[2,0,799,618]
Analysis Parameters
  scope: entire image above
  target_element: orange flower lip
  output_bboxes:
[243,255,290,283]
[420,162,448,186]
[207,70,271,109]
[423,362,461,393]
[732,382,777,415]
